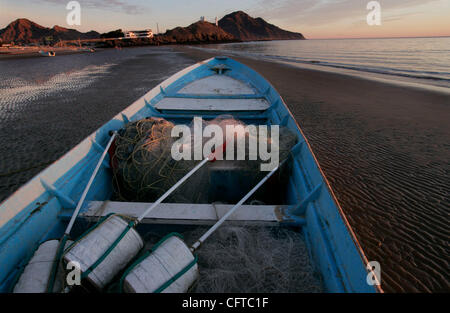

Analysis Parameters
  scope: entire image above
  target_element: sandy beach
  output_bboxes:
[0,46,448,292]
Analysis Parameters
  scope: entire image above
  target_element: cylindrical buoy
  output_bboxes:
[14,239,73,293]
[63,215,143,290]
[122,234,198,293]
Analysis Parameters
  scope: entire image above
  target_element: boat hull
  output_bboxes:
[0,56,380,293]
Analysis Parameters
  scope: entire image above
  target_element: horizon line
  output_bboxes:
[307,35,450,40]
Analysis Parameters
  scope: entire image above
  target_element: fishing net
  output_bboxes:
[111,116,298,203]
[178,226,323,293]
[111,117,205,203]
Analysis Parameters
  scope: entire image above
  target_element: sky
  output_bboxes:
[1,0,449,39]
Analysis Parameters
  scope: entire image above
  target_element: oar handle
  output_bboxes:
[64,131,117,235]
[136,142,227,224]
[48,131,117,293]
[191,160,285,252]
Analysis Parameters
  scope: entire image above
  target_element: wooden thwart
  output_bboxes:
[154,98,270,111]
[78,201,289,226]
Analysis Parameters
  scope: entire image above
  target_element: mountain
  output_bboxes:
[0,18,99,44]
[100,29,125,39]
[0,12,305,46]
[218,11,305,41]
[158,21,236,44]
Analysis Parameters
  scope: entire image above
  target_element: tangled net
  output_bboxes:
[111,118,202,202]
[111,116,298,203]
[180,226,324,293]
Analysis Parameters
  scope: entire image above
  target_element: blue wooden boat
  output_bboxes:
[38,50,55,57]
[0,57,382,293]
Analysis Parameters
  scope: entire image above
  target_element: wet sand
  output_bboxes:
[0,47,194,203]
[0,46,449,292]
[176,47,450,292]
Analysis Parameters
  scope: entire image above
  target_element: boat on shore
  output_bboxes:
[0,56,382,293]
[38,50,55,57]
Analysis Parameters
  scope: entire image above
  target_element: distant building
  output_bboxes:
[124,29,154,39]
[199,16,218,25]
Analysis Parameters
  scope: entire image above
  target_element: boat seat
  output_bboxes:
[59,201,296,226]
[154,97,270,111]
[153,74,270,112]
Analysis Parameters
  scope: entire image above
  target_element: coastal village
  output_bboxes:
[0,11,305,57]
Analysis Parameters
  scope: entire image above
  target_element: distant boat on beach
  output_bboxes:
[38,50,55,57]
[81,48,95,53]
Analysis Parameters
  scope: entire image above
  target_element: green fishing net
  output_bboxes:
[111,116,297,204]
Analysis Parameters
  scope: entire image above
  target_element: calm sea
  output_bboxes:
[197,37,450,89]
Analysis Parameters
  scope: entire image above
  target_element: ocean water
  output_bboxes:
[197,37,450,89]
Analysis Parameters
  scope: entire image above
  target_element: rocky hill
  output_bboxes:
[157,21,236,44]
[1,12,305,46]
[219,11,305,41]
[0,18,99,44]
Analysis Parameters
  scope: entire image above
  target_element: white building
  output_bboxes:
[199,16,218,26]
[124,29,154,39]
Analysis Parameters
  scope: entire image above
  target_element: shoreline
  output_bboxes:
[174,45,450,99]
[276,58,450,94]
[5,42,448,94]
[186,45,450,93]
[0,46,98,60]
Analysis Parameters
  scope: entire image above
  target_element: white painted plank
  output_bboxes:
[155,98,270,111]
[82,201,286,225]
[178,75,256,95]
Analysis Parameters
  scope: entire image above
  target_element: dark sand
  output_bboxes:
[175,47,450,292]
[0,47,195,203]
[0,46,449,292]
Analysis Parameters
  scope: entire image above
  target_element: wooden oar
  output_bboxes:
[134,142,227,225]
[190,160,285,251]
[46,131,117,292]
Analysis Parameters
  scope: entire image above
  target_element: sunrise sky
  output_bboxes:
[1,0,449,39]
